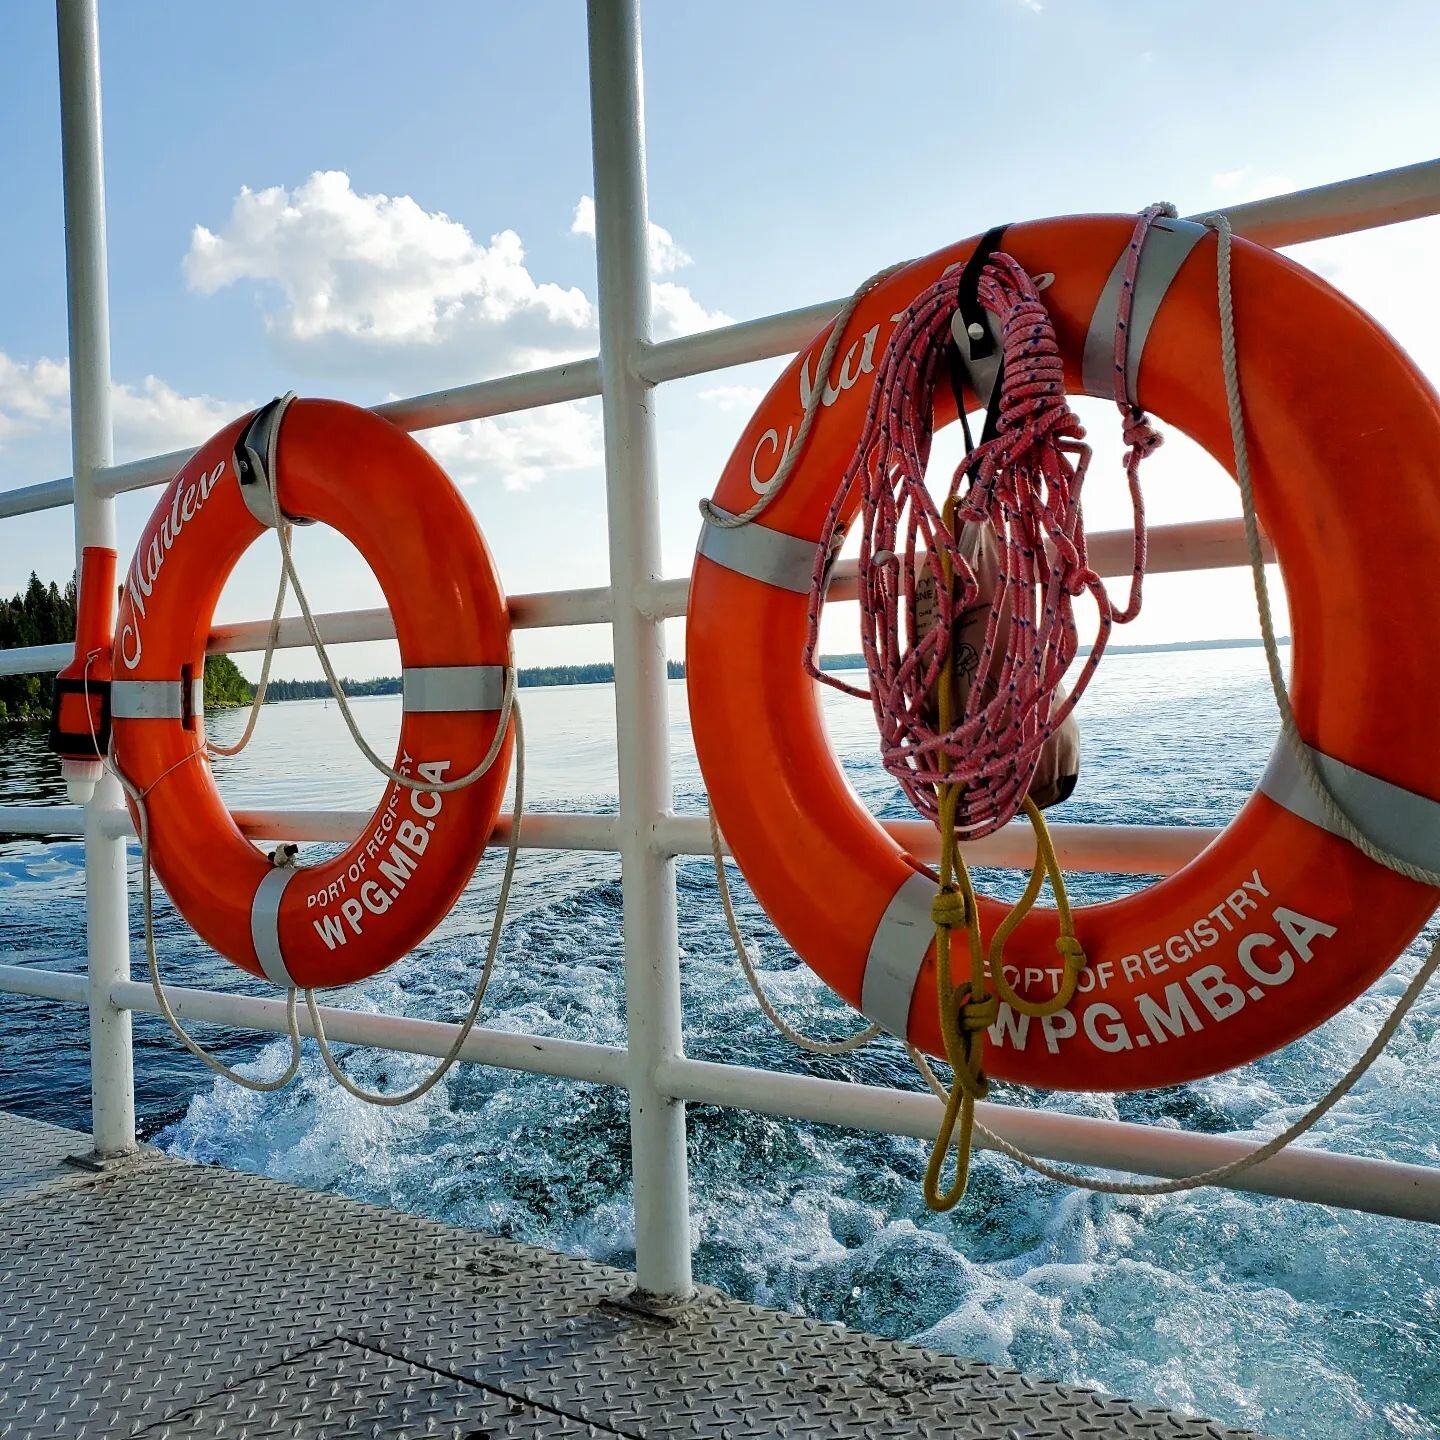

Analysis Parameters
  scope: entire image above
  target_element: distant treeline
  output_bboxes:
[255,638,1290,704]
[0,571,253,724]
[261,659,688,701]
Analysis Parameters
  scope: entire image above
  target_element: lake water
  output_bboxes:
[1,649,1437,1439]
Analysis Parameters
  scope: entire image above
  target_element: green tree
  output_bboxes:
[202,654,254,709]
[0,570,255,724]
[0,571,77,723]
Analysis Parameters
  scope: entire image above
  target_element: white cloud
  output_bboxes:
[419,402,602,491]
[0,353,239,461]
[111,376,240,461]
[651,281,731,337]
[183,172,730,384]
[186,170,595,371]
[0,354,69,440]
[1013,0,1043,12]
[699,384,764,410]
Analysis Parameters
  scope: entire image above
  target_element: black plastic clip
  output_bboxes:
[234,393,310,526]
[50,675,111,759]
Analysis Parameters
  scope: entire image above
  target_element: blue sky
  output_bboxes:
[2,0,1438,677]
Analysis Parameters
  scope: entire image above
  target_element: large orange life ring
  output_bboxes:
[689,213,1440,1091]
[111,397,514,990]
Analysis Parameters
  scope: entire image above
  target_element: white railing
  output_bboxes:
[3,1,1440,1299]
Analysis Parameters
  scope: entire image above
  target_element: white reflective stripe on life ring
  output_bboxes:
[111,678,205,720]
[250,866,298,988]
[859,868,936,1038]
[1259,738,1440,876]
[401,665,507,713]
[1081,216,1208,406]
[696,508,822,595]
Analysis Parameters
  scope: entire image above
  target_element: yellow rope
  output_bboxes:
[922,498,1089,1211]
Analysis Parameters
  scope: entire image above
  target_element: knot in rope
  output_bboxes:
[1122,406,1164,461]
[958,990,1000,1034]
[930,889,968,930]
[1055,933,1086,969]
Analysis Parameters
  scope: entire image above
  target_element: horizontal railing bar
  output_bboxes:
[5,947,1423,1225]
[0,805,85,836]
[0,798,1212,877]
[105,976,631,1087]
[0,516,1278,679]
[640,517,1275,621]
[0,476,77,521]
[217,809,623,850]
[0,805,620,853]
[3,953,1425,1223]
[0,963,89,1006]
[1215,155,1440,249]
[638,158,1440,384]
[208,582,614,657]
[657,1056,1440,1224]
[92,360,607,502]
[0,641,71,679]
[93,445,194,500]
[0,161,1427,522]
[658,815,1216,875]
[0,585,616,679]
[97,807,620,850]
[371,358,603,434]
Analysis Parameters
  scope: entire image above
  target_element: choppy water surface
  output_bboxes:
[2,649,1437,1440]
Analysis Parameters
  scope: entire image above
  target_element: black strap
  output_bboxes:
[948,224,1012,463]
[955,224,1010,365]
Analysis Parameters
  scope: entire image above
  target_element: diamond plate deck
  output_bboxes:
[0,1110,1266,1439]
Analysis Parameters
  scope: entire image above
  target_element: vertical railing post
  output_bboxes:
[586,0,693,1300]
[57,0,135,1157]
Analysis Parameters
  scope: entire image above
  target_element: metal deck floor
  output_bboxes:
[0,1111,1264,1439]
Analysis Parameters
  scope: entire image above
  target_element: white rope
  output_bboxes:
[905,212,1440,1198]
[103,404,521,1097]
[697,263,907,532]
[301,703,525,1104]
[257,416,514,798]
[204,557,289,760]
[111,740,304,1091]
[708,803,880,1055]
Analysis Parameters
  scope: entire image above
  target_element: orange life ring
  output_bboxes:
[688,213,1440,1091]
[111,397,514,990]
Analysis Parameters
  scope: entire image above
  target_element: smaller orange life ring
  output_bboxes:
[111,397,514,989]
[688,213,1440,1092]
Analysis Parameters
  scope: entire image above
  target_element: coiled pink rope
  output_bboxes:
[803,207,1172,839]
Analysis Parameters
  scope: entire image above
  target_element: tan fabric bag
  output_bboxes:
[914,523,1080,809]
